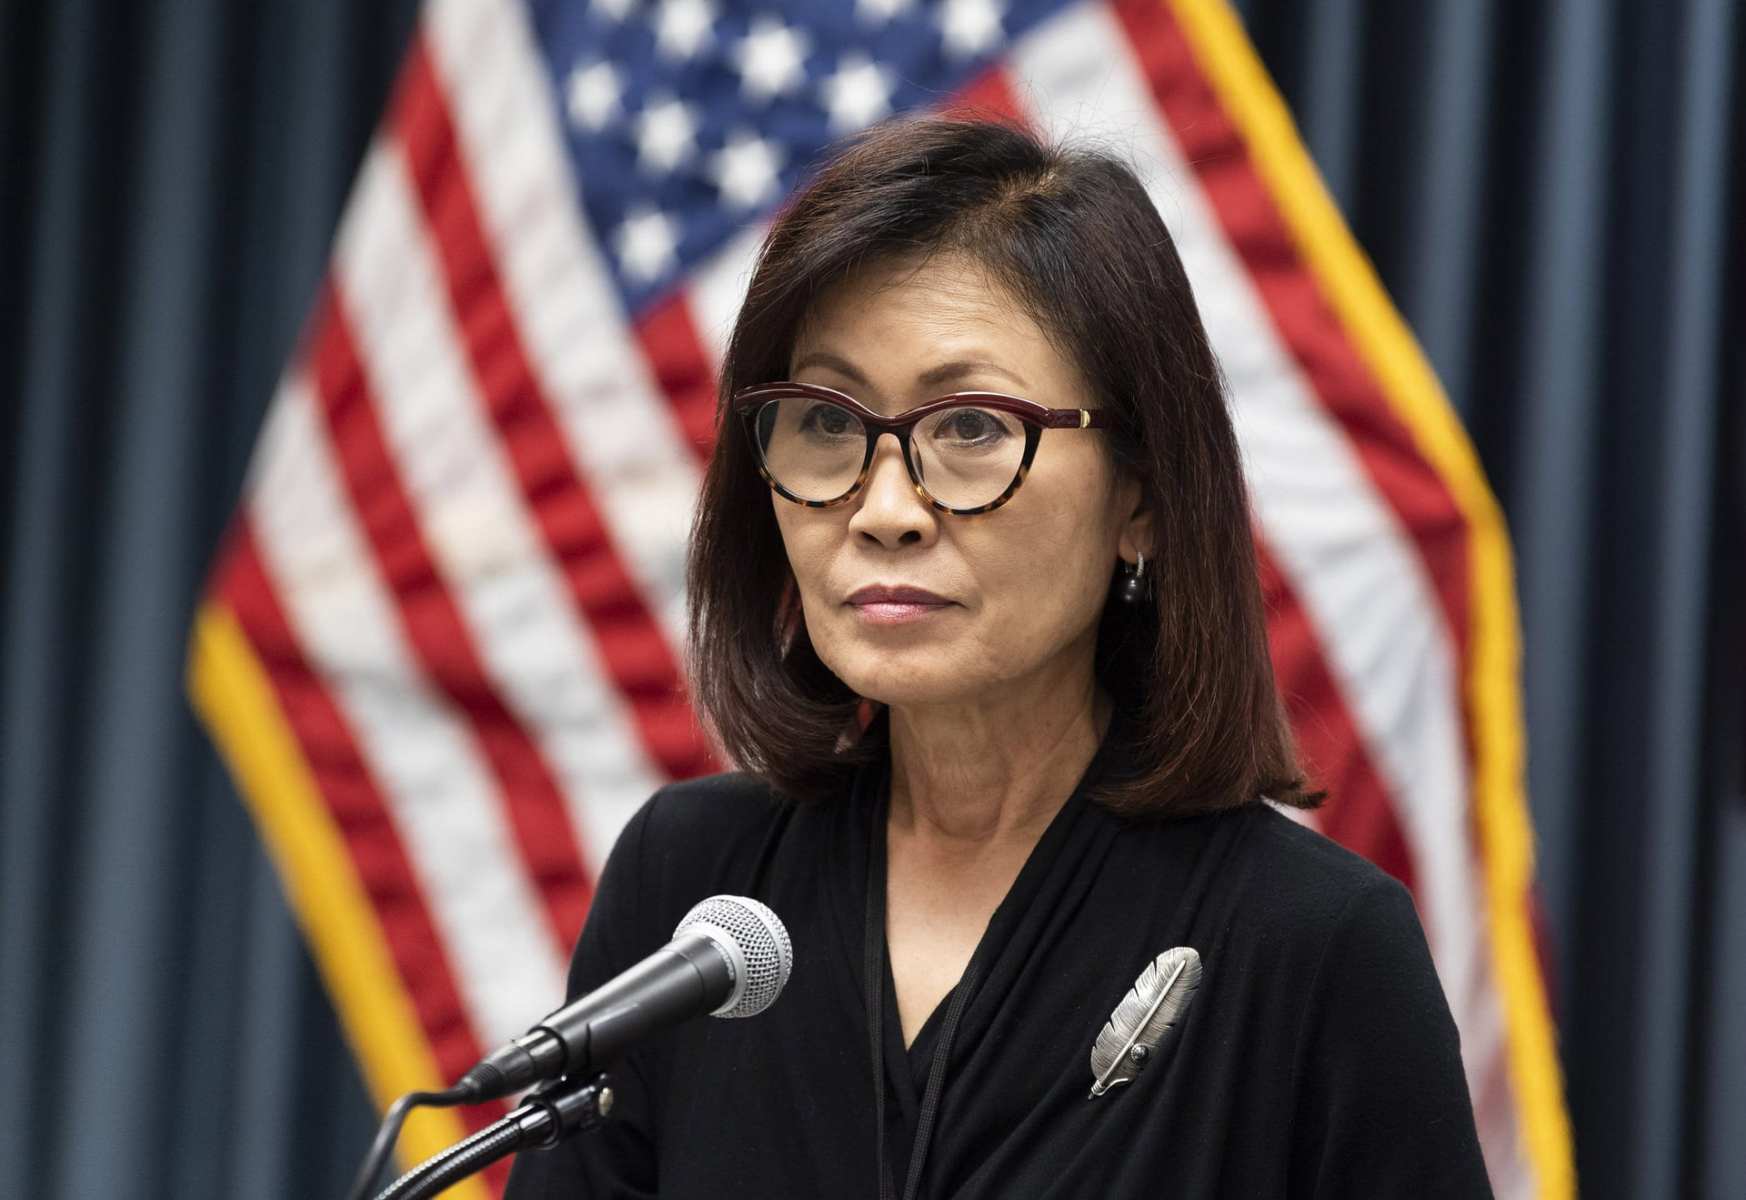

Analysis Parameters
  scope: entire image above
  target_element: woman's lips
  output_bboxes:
[850,600,951,625]
[845,586,954,625]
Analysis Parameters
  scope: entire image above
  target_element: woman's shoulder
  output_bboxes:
[1209,801,1428,961]
[1242,801,1407,891]
[571,770,796,980]
[602,770,797,914]
[1241,806,1445,1023]
[642,767,791,830]
[628,767,792,857]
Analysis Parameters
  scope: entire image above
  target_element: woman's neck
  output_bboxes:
[884,677,1112,852]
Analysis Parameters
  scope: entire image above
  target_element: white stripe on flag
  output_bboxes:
[426,0,702,654]
[690,222,772,373]
[331,141,671,879]
[248,369,568,1047]
[1006,10,1526,1190]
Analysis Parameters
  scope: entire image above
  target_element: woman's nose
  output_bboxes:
[847,433,937,548]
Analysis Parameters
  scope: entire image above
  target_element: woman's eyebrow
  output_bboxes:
[792,349,1028,390]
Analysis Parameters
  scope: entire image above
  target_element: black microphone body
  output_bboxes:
[351,899,787,1200]
[459,930,734,1103]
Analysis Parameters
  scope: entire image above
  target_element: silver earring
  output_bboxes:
[1118,552,1147,604]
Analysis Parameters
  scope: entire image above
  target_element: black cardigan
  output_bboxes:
[503,710,1493,1198]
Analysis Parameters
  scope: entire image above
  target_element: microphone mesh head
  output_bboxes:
[674,895,793,1019]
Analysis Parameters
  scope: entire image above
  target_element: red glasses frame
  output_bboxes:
[731,380,1112,515]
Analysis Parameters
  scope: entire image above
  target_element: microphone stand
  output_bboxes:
[371,1074,613,1200]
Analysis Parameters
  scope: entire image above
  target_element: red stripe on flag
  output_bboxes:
[1112,0,1471,665]
[635,295,720,463]
[1256,538,1419,891]
[393,39,719,786]
[214,517,512,1153]
[308,282,594,950]
[943,63,1028,123]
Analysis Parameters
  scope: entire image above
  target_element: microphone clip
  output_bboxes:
[370,1073,614,1200]
[519,1071,616,1151]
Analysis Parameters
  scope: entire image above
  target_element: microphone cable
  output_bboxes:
[345,1083,477,1200]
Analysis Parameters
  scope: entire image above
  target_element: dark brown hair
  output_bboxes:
[685,113,1322,817]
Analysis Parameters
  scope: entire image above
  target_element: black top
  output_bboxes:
[502,708,1493,1198]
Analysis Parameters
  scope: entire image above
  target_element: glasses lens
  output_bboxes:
[911,403,1027,509]
[754,397,867,502]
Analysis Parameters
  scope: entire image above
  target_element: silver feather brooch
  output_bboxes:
[1087,946,1202,1098]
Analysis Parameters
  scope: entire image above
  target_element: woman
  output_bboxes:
[504,115,1491,1198]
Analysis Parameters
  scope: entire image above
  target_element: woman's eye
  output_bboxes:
[799,404,856,437]
[938,409,1008,442]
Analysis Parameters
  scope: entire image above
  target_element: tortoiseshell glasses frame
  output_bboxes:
[731,380,1113,516]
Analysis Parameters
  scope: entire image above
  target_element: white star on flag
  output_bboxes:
[709,130,786,208]
[615,206,679,281]
[821,53,896,134]
[565,61,623,131]
[734,15,812,102]
[940,0,1004,58]
[654,0,715,61]
[634,93,698,173]
[592,0,636,22]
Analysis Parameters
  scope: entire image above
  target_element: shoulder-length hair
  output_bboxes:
[684,113,1321,818]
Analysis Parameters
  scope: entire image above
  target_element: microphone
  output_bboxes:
[456,895,793,1103]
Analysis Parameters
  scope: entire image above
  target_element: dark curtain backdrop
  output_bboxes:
[1,1,1739,1197]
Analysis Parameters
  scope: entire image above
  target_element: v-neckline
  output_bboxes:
[871,767,1073,1073]
[890,963,951,1068]
[872,715,1129,1038]
[858,705,1135,1200]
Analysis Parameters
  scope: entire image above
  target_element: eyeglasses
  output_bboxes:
[732,381,1111,515]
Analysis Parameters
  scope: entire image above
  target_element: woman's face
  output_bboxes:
[774,251,1150,713]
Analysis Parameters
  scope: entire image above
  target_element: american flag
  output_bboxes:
[186,0,1574,1195]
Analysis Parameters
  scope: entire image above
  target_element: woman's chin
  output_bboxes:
[833,665,988,711]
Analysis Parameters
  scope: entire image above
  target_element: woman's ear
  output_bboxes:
[1115,476,1155,563]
